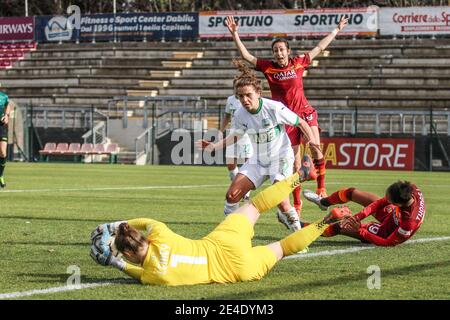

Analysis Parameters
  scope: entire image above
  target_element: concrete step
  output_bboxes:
[0,66,159,77]
[309,65,450,76]
[18,58,105,67]
[164,94,449,110]
[172,51,204,59]
[203,46,450,57]
[30,49,115,59]
[0,76,154,87]
[126,89,158,97]
[19,57,170,68]
[149,70,181,77]
[161,60,192,68]
[138,80,169,88]
[1,86,127,96]
[170,75,450,87]
[159,87,233,96]
[190,55,450,67]
[159,84,450,98]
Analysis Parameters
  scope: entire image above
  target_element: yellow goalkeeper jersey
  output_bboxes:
[124,215,277,286]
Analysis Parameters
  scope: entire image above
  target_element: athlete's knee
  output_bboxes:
[277,200,291,213]
[309,144,322,159]
[293,159,301,172]
[345,187,356,201]
[226,189,243,203]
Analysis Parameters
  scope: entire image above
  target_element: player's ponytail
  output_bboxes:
[115,223,147,254]
[232,59,261,93]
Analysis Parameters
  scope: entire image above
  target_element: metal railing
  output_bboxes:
[108,95,206,129]
[82,121,107,144]
[109,96,209,164]
[135,126,153,165]
[319,109,450,137]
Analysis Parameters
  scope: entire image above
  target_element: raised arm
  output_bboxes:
[308,16,348,61]
[226,16,257,66]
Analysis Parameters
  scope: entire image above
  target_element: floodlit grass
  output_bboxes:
[0,163,449,300]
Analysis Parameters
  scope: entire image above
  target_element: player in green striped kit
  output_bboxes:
[0,91,11,188]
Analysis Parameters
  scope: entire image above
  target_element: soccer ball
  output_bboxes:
[91,232,122,259]
[107,235,123,259]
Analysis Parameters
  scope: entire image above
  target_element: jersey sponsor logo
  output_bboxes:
[398,227,412,237]
[305,113,314,122]
[262,118,272,128]
[272,69,298,81]
[248,124,281,144]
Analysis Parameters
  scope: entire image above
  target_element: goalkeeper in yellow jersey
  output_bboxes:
[90,159,350,286]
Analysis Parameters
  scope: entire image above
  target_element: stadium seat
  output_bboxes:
[64,143,81,161]
[66,143,81,154]
[93,144,106,154]
[55,143,69,154]
[106,143,119,164]
[79,143,94,155]
[0,61,12,69]
[38,142,57,162]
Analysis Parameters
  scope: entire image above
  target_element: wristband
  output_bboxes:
[332,28,339,36]
[111,257,126,271]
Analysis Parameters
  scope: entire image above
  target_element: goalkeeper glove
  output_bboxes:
[90,221,127,241]
[90,245,125,271]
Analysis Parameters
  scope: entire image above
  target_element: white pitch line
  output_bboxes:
[2,180,450,194]
[1,236,449,299]
[0,282,114,300]
[0,184,228,193]
[285,236,450,260]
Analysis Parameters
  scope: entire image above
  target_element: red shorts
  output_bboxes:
[359,205,399,242]
[285,106,319,146]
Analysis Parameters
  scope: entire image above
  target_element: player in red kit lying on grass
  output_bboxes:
[303,181,425,246]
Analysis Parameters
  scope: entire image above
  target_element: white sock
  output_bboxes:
[228,167,239,181]
[287,207,301,229]
[224,201,239,215]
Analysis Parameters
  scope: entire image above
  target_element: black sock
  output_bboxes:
[0,157,6,176]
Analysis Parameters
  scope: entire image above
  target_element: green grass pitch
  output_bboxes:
[0,162,449,300]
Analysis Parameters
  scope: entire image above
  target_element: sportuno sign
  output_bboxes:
[199,8,378,37]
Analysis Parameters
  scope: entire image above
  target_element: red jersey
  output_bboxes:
[354,184,425,246]
[255,54,311,114]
